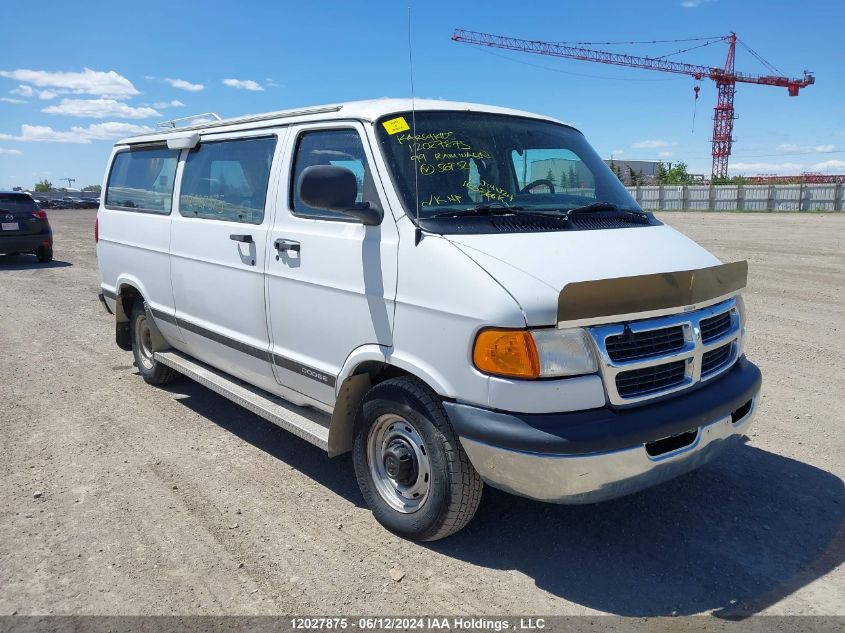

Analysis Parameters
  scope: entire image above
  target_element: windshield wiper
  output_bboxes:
[563,202,647,217]
[428,202,529,219]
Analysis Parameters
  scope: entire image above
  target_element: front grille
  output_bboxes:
[702,343,732,375]
[700,311,732,342]
[605,325,685,362]
[589,298,742,405]
[615,361,686,397]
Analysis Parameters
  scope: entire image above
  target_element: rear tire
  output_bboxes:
[36,246,52,263]
[130,301,179,385]
[352,376,483,541]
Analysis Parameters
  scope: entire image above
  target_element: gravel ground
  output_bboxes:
[0,210,842,616]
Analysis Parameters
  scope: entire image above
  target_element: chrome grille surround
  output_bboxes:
[588,298,741,406]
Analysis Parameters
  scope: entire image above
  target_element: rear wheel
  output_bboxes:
[130,301,178,385]
[352,377,483,541]
[35,246,52,263]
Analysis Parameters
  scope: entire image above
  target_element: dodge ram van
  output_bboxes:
[97,99,761,540]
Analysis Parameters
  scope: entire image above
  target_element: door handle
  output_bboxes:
[230,234,253,243]
[274,238,300,253]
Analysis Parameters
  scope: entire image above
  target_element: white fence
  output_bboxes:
[626,184,844,212]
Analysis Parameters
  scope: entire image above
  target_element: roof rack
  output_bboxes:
[141,105,345,138]
[157,112,222,130]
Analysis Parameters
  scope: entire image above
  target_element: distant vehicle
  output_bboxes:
[0,191,53,262]
[60,196,88,209]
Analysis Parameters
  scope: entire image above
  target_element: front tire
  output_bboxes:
[129,301,179,385]
[353,377,483,541]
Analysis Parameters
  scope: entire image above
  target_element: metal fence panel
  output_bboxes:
[663,186,684,210]
[687,186,710,210]
[741,185,769,211]
[773,186,801,211]
[804,185,836,211]
[713,186,738,211]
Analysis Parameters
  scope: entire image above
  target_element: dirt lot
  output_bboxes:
[0,210,842,617]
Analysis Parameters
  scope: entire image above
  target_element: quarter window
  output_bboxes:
[291,130,370,220]
[105,147,178,214]
[179,137,277,224]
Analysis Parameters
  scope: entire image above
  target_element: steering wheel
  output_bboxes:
[519,179,556,195]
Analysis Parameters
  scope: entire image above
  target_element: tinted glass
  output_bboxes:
[106,147,178,213]
[0,193,38,213]
[376,111,639,219]
[291,130,369,220]
[179,137,276,224]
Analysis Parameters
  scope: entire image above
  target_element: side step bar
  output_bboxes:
[154,350,331,451]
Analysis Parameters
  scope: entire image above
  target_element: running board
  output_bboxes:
[154,350,331,451]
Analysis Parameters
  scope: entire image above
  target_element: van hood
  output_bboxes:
[446,225,722,326]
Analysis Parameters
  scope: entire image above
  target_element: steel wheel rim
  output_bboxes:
[135,314,154,370]
[367,413,431,513]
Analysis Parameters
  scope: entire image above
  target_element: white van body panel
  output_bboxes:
[265,121,398,406]
[96,146,179,342]
[390,224,524,404]
[168,130,286,394]
[447,225,721,327]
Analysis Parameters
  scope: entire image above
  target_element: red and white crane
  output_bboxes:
[452,29,815,179]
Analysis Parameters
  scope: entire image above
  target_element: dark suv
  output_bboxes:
[0,192,53,262]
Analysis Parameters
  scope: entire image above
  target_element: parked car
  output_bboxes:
[0,191,53,262]
[61,196,90,209]
[96,99,761,540]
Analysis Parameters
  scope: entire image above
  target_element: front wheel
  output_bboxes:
[352,377,483,541]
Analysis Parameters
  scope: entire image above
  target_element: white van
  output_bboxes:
[96,99,761,540]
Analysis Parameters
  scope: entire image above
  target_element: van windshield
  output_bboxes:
[375,111,641,222]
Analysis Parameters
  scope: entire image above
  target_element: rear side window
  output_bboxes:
[105,147,178,214]
[179,136,277,224]
[0,193,38,213]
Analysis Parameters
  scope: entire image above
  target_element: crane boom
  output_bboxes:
[452,30,813,91]
[452,29,815,179]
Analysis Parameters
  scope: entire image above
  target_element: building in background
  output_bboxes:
[604,159,661,185]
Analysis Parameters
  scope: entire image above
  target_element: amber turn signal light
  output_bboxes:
[473,328,540,379]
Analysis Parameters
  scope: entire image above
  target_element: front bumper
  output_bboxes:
[444,357,761,504]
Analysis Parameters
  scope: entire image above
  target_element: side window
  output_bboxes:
[291,129,370,220]
[179,136,277,224]
[105,147,178,213]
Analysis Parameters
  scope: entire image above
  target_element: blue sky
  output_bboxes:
[1,0,843,189]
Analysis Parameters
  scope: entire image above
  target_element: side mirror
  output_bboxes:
[297,165,383,226]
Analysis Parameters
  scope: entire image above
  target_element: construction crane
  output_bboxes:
[59,177,76,189]
[452,29,815,179]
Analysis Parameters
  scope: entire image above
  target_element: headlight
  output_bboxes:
[472,327,598,379]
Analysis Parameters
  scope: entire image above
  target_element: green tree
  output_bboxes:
[609,160,624,183]
[664,162,695,185]
[567,165,578,188]
[544,167,556,186]
[560,170,568,189]
[34,179,53,192]
[655,162,669,185]
[82,184,102,193]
